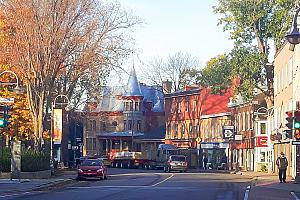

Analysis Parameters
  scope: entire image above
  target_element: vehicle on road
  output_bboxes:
[77,158,108,180]
[164,155,187,172]
[109,144,188,170]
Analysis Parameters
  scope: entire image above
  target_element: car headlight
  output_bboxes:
[97,168,103,173]
[78,169,83,173]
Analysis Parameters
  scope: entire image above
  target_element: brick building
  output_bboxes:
[164,86,232,169]
[83,67,165,158]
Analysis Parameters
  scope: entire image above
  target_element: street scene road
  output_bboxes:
[1,168,299,200]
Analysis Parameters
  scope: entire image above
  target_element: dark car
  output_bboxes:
[164,155,187,172]
[77,159,108,180]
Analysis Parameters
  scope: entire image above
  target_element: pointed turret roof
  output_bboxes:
[124,67,142,97]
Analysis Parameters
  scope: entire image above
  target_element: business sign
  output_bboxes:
[223,125,234,139]
[53,108,63,144]
[256,136,268,147]
[201,142,229,149]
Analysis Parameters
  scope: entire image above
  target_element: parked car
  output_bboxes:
[164,155,187,172]
[99,155,112,167]
[77,158,108,180]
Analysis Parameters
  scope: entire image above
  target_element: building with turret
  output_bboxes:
[83,68,165,159]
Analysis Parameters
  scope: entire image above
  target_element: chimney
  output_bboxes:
[162,80,172,94]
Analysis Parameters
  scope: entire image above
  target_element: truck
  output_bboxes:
[109,144,188,171]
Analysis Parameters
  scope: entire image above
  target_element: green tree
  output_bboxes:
[201,0,298,106]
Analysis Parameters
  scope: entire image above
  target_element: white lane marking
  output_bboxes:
[291,192,300,200]
[0,191,32,198]
[151,173,174,187]
[243,185,251,200]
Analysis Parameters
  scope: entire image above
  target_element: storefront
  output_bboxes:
[201,142,229,170]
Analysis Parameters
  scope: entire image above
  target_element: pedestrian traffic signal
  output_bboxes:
[286,111,294,130]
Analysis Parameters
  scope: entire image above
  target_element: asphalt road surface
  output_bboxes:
[0,169,298,200]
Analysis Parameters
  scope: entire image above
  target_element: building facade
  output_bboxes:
[164,86,232,169]
[83,68,165,158]
[228,93,268,172]
[273,41,299,178]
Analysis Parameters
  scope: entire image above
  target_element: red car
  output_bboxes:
[77,159,108,180]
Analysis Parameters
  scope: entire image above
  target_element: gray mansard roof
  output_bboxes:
[93,69,164,113]
[124,67,142,97]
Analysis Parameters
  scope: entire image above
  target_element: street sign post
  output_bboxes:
[0,98,14,103]
[292,141,300,145]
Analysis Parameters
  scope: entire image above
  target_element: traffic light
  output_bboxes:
[294,111,300,140]
[0,105,11,128]
[286,111,294,129]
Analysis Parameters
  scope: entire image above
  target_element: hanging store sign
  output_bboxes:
[256,136,268,147]
[53,108,63,144]
[223,125,234,139]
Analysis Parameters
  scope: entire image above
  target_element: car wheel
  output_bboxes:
[104,174,108,180]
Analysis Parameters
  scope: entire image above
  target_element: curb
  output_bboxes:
[33,178,77,191]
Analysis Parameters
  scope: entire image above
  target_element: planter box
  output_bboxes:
[11,170,51,179]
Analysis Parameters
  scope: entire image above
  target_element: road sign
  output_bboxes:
[196,137,202,144]
[223,125,234,139]
[0,97,14,103]
[292,141,300,145]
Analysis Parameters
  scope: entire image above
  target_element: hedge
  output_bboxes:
[0,147,11,172]
[21,149,50,172]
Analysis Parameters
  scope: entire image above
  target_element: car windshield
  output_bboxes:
[81,159,102,166]
[171,156,186,162]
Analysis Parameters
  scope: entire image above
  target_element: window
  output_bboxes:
[289,58,293,84]
[135,102,139,111]
[185,101,189,112]
[174,124,178,139]
[89,120,96,131]
[137,120,141,131]
[167,124,171,138]
[211,125,215,138]
[245,113,248,130]
[196,124,199,137]
[242,112,246,131]
[128,120,132,130]
[181,123,185,136]
[101,122,106,131]
[193,100,197,111]
[260,123,266,135]
[205,124,209,139]
[189,123,193,134]
[177,102,181,113]
[260,151,266,162]
[123,120,127,131]
[129,101,133,111]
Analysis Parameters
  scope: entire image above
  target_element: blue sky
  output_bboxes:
[109,0,234,85]
[120,0,233,65]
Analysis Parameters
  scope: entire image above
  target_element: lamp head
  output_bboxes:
[286,27,300,45]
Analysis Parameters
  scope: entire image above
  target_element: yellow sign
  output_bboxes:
[196,137,202,144]
[53,108,63,144]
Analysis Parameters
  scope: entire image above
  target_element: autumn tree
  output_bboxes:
[199,0,298,106]
[140,52,200,93]
[0,0,140,145]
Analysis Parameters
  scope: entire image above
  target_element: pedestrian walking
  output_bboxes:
[203,155,208,170]
[276,152,288,183]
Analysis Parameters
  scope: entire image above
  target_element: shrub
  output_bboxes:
[0,147,11,172]
[21,149,50,172]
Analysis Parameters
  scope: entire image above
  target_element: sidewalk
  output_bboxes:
[0,169,77,196]
[239,171,300,193]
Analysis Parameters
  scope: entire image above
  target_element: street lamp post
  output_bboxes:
[51,94,70,170]
[286,6,300,183]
